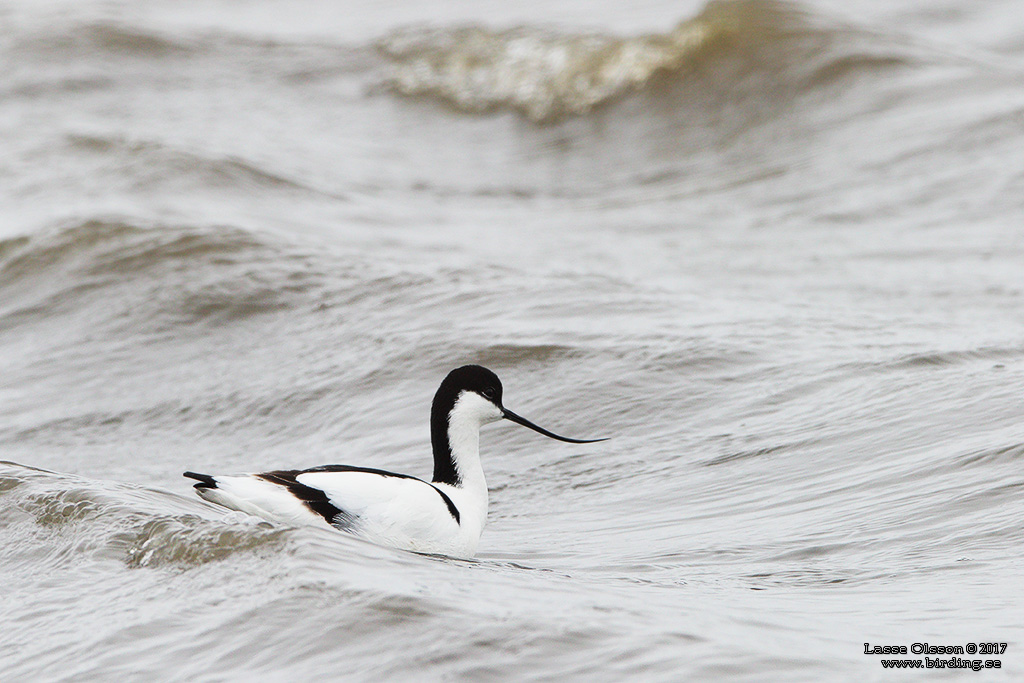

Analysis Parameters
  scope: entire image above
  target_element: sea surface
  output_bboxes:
[2,0,1024,680]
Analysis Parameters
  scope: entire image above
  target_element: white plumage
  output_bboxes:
[185,365,605,559]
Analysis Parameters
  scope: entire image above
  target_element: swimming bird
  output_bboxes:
[184,365,605,559]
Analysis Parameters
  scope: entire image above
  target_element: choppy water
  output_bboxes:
[3,0,1024,679]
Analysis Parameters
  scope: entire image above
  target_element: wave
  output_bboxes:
[5,0,932,127]
[62,132,335,197]
[13,22,197,60]
[2,18,373,101]
[376,0,918,121]
[0,219,267,286]
[0,218,328,331]
[886,345,1024,369]
[0,461,288,570]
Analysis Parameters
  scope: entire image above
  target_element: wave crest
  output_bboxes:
[377,0,913,122]
[0,462,287,569]
[378,9,734,122]
[379,17,719,121]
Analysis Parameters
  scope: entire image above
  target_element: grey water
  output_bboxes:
[2,0,1024,679]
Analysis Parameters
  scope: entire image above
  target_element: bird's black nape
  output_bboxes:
[430,365,503,486]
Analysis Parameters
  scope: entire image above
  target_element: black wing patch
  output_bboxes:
[294,465,461,525]
[256,470,350,528]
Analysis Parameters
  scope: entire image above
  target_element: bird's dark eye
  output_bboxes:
[482,387,496,399]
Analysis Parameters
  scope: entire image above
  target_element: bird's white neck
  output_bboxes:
[435,392,498,534]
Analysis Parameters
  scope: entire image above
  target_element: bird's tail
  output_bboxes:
[183,471,218,489]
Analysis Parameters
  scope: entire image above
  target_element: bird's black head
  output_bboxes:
[436,364,503,408]
[430,365,502,486]
[429,365,606,487]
